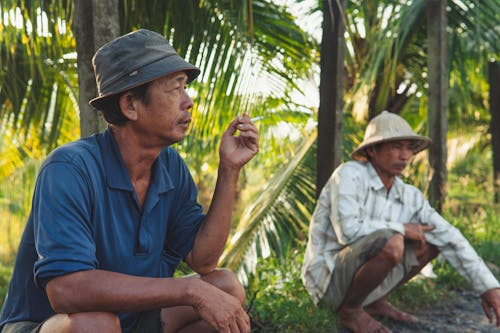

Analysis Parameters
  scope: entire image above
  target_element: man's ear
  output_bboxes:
[366,145,376,159]
[118,92,138,121]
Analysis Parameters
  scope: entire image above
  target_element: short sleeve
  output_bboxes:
[33,162,97,288]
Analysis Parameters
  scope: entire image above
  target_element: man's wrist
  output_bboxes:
[182,278,209,308]
[217,163,241,182]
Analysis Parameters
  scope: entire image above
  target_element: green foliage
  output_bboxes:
[246,249,336,333]
[0,159,40,263]
[0,1,499,329]
[389,277,455,312]
[0,262,12,308]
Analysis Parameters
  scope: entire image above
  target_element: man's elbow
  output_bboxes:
[195,264,218,276]
[186,254,219,275]
[45,277,77,313]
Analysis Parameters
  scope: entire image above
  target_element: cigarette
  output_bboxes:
[250,116,264,122]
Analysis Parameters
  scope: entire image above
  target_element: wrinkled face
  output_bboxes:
[367,140,415,178]
[133,71,194,146]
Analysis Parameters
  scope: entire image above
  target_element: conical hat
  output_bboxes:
[351,111,431,161]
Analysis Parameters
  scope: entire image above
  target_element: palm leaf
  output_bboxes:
[221,129,316,276]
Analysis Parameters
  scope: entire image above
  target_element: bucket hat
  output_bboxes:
[89,29,200,111]
[351,111,431,161]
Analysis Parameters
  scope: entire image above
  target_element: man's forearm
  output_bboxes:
[188,165,240,274]
[46,269,204,314]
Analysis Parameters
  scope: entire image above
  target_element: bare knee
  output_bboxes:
[40,312,121,333]
[416,242,439,264]
[379,233,405,265]
[201,268,246,305]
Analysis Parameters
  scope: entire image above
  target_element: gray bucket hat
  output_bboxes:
[351,111,431,161]
[89,29,200,111]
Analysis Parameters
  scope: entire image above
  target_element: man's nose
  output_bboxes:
[401,147,413,160]
[182,90,194,110]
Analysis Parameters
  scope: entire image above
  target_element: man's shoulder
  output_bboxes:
[335,160,369,175]
[41,135,101,174]
[46,136,98,161]
[322,161,370,190]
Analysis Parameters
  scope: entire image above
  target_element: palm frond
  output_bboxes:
[221,130,317,276]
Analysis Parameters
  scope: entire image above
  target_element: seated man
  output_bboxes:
[0,29,258,333]
[301,111,500,333]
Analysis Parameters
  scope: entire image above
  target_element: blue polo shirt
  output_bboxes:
[0,129,205,332]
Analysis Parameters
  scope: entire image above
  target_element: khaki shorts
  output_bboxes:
[1,310,162,333]
[1,321,41,333]
[319,229,419,311]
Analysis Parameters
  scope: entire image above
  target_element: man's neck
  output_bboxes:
[369,162,394,192]
[110,127,159,183]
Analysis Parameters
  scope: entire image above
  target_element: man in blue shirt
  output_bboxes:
[0,29,258,333]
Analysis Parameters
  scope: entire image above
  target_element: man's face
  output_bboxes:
[367,140,415,178]
[134,71,194,146]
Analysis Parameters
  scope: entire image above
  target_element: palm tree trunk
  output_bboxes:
[73,0,119,137]
[317,0,345,197]
[426,0,448,212]
[489,61,500,203]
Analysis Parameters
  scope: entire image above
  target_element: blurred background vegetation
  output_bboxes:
[1,0,499,331]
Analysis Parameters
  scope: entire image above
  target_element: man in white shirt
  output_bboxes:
[301,111,500,333]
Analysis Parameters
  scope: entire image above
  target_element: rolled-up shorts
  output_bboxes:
[319,228,419,311]
[1,310,162,333]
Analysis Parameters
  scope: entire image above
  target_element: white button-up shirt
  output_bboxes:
[301,161,499,305]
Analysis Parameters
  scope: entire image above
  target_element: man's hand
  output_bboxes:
[404,223,435,242]
[219,113,259,170]
[192,280,251,333]
[481,288,500,327]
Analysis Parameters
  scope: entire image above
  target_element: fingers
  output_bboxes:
[481,298,500,326]
[224,113,258,138]
[235,114,259,150]
[482,298,494,323]
[218,305,250,333]
[236,310,251,333]
[213,308,250,333]
[236,114,258,133]
[421,224,435,232]
[492,301,500,326]
[197,287,251,333]
[494,308,500,327]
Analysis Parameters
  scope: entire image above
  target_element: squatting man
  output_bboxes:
[302,111,500,333]
[0,29,258,333]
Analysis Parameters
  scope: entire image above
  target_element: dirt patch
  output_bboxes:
[338,289,499,333]
[385,289,498,333]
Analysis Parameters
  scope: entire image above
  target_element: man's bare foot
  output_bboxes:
[338,307,393,333]
[366,299,418,323]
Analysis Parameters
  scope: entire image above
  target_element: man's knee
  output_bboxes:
[40,312,121,333]
[201,268,246,305]
[416,242,439,263]
[379,233,405,265]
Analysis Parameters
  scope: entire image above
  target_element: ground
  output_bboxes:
[338,289,500,333]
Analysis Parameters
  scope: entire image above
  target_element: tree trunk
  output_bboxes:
[73,0,120,138]
[489,61,500,203]
[317,0,345,197]
[426,0,448,212]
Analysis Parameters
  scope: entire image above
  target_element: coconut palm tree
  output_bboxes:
[0,0,316,177]
[222,0,500,279]
[1,0,499,282]
[0,0,318,266]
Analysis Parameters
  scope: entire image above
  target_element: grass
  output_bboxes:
[245,141,500,331]
[245,250,337,333]
[245,201,500,332]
